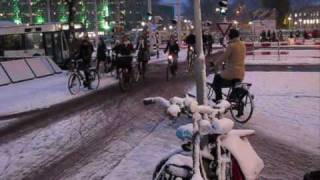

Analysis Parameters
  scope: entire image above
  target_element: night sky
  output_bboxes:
[159,0,319,10]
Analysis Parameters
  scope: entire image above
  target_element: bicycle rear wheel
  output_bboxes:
[230,91,254,123]
[119,70,130,91]
[166,64,172,81]
[104,60,113,73]
[133,64,140,83]
[89,69,100,90]
[68,73,81,95]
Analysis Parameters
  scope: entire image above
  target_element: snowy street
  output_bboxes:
[1,0,320,179]
[0,49,319,180]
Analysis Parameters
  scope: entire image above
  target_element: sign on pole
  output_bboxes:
[216,22,232,37]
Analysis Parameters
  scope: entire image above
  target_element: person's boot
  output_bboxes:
[236,102,244,117]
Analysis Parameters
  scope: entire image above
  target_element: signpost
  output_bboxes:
[216,22,232,47]
[216,22,232,37]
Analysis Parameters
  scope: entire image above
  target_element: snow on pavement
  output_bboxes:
[104,121,182,180]
[244,72,320,155]
[107,71,320,180]
[191,72,320,154]
[0,105,110,179]
[0,72,117,116]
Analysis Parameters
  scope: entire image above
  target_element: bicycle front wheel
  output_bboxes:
[68,73,81,95]
[230,92,254,123]
[119,70,130,91]
[133,64,140,83]
[89,69,100,90]
[166,64,172,81]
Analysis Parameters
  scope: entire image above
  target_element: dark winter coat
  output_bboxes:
[79,39,94,64]
[113,43,134,56]
[136,38,150,62]
[185,34,196,46]
[164,41,180,55]
[97,41,107,61]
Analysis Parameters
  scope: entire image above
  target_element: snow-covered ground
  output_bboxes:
[105,71,320,179]
[246,49,320,65]
[1,48,319,116]
[0,72,117,116]
[191,72,320,155]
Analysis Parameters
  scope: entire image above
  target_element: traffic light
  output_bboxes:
[219,0,228,15]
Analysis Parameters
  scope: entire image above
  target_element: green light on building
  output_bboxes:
[35,16,45,24]
[14,19,22,24]
[13,0,22,24]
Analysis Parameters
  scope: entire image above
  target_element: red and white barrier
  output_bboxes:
[246,51,289,56]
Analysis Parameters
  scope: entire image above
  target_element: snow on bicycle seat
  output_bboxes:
[212,118,234,134]
[228,129,255,137]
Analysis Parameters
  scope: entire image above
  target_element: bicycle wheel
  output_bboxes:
[133,64,140,83]
[166,64,172,81]
[104,60,113,73]
[68,73,81,95]
[119,70,130,91]
[89,69,100,90]
[230,91,254,123]
[187,53,194,73]
[207,84,215,99]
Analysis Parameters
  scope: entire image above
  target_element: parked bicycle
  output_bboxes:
[143,96,264,180]
[67,59,100,95]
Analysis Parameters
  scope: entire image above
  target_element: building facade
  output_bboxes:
[289,6,320,30]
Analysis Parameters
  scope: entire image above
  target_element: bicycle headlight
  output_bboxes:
[168,55,173,61]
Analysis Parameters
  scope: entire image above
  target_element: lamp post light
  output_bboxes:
[299,19,302,29]
[288,17,292,29]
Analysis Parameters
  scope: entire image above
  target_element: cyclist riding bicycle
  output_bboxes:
[136,33,150,78]
[210,29,246,105]
[185,31,196,59]
[164,35,180,74]
[113,35,135,77]
[77,34,94,89]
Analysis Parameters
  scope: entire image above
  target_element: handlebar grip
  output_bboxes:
[143,99,155,105]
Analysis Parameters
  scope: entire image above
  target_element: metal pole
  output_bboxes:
[147,0,154,54]
[176,0,182,46]
[94,0,99,45]
[193,0,207,105]
[47,0,51,23]
[28,0,33,24]
[148,0,152,13]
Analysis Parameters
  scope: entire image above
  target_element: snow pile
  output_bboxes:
[167,104,181,118]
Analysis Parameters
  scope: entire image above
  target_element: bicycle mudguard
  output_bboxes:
[221,135,264,180]
[176,123,193,141]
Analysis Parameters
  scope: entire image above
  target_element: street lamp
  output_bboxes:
[233,20,239,28]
